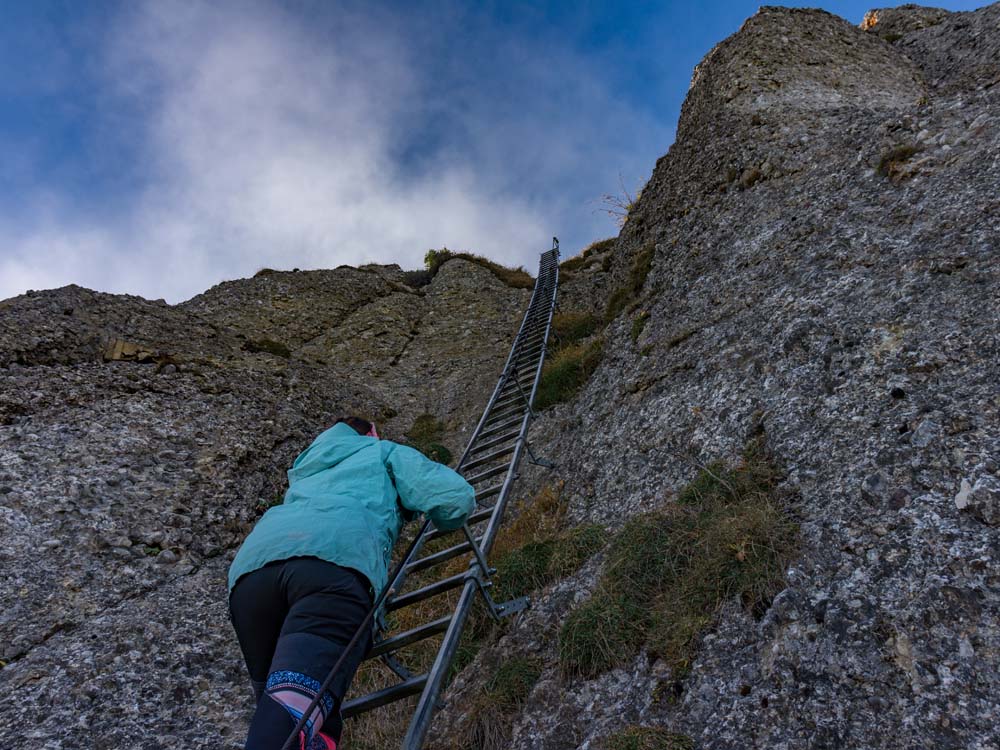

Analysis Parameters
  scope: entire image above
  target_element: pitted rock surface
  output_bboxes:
[2,4,999,750]
[431,5,1000,750]
[0,261,528,748]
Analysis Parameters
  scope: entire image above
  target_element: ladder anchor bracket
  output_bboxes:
[525,441,556,469]
[471,572,531,622]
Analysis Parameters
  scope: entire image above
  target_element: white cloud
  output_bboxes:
[0,2,670,303]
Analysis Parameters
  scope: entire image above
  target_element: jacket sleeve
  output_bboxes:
[383,442,475,531]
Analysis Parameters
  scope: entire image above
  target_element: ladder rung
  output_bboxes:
[484,406,527,428]
[495,380,533,403]
[424,505,494,542]
[462,444,515,472]
[341,674,428,718]
[469,430,520,454]
[464,462,511,485]
[486,402,525,423]
[387,571,469,611]
[479,416,524,440]
[368,616,451,659]
[405,537,479,574]
[491,396,522,412]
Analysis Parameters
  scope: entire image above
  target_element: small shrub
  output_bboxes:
[405,414,453,464]
[253,267,277,277]
[630,311,650,343]
[606,243,655,321]
[552,311,601,346]
[600,726,694,750]
[558,440,797,678]
[534,338,605,410]
[401,269,433,288]
[243,338,291,358]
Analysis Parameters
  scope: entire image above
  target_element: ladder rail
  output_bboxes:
[340,242,560,744]
[401,247,560,749]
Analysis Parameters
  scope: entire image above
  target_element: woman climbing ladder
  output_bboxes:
[228,416,475,749]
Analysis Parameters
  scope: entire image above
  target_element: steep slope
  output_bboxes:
[0,260,528,748]
[430,5,999,750]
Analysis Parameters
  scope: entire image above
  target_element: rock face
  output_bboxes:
[1,4,998,750]
[432,5,1000,750]
[0,261,527,748]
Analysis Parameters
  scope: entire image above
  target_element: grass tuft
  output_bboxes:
[559,439,797,678]
[552,311,601,346]
[423,248,535,289]
[560,238,616,273]
[458,656,544,750]
[606,243,655,321]
[600,726,694,750]
[534,338,605,410]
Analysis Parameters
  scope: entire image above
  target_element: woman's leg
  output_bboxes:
[247,557,374,749]
[229,564,288,703]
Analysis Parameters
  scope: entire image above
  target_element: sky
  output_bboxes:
[0,1,988,302]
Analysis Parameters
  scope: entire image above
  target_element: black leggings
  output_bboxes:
[229,557,374,747]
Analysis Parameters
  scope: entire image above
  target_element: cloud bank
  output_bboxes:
[0,2,671,302]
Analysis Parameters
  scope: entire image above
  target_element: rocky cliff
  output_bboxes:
[1,4,998,750]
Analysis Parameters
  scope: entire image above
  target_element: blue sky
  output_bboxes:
[0,1,988,302]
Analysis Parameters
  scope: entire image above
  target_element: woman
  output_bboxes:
[228,416,475,750]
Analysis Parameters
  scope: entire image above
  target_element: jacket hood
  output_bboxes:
[286,422,374,483]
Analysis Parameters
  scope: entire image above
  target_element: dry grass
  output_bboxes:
[342,485,605,748]
[877,143,923,183]
[454,656,544,750]
[534,338,605,411]
[599,726,694,750]
[423,248,535,289]
[559,438,797,678]
[560,238,616,273]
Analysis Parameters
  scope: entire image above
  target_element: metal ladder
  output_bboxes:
[341,239,561,749]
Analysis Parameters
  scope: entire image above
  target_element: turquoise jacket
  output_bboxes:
[227,423,475,594]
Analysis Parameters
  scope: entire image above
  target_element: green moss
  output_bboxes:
[552,311,601,346]
[600,726,694,750]
[630,311,650,343]
[559,440,797,678]
[606,243,655,321]
[405,414,453,464]
[243,338,291,358]
[535,338,605,410]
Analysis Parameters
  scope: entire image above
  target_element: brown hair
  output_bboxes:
[334,415,373,436]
